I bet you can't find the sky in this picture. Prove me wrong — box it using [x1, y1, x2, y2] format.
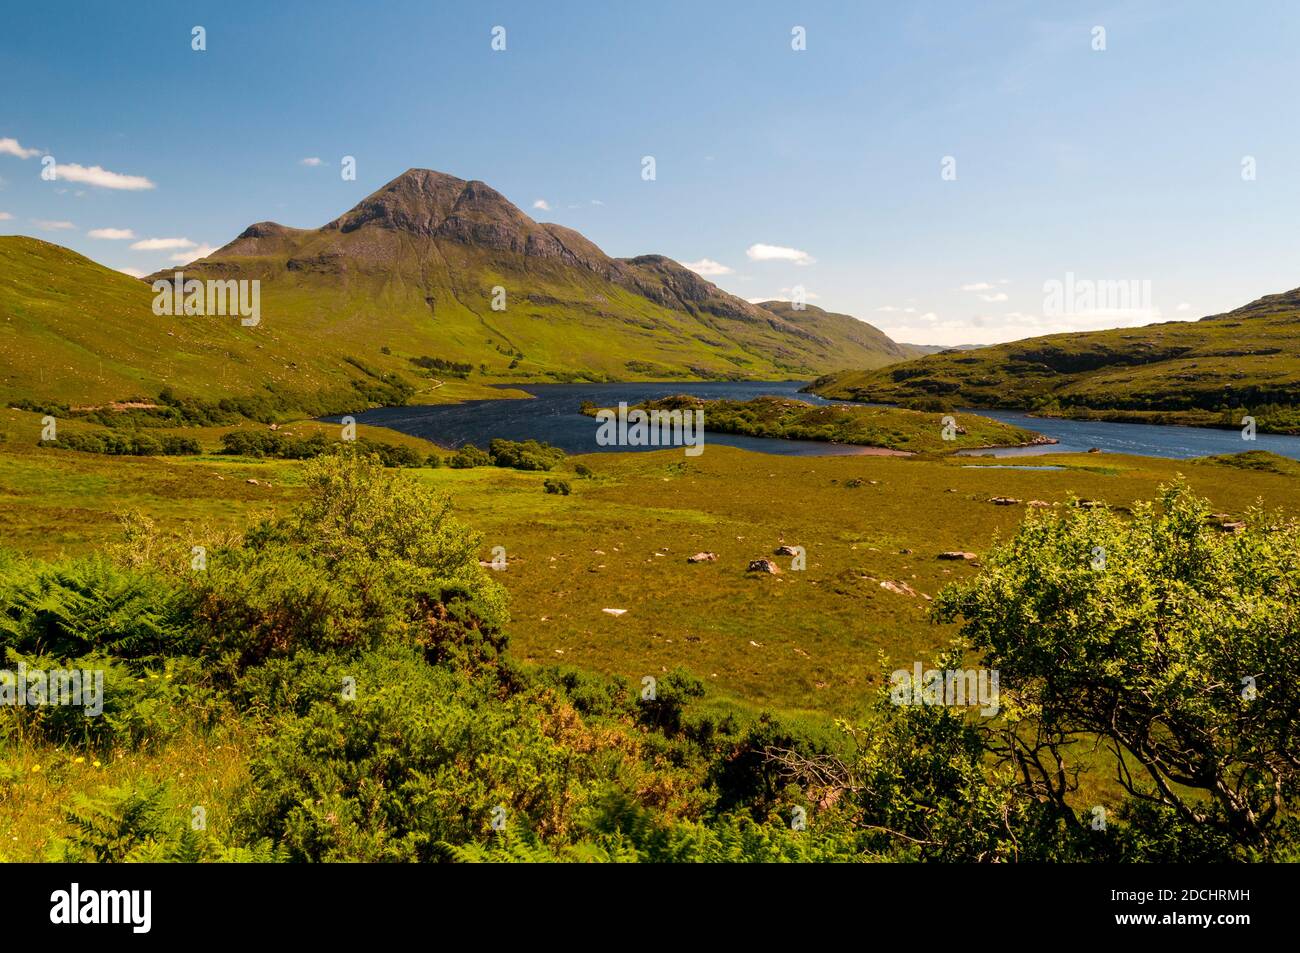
[2, 0, 1299, 346]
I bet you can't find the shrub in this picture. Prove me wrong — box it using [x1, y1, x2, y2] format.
[237, 649, 608, 861]
[448, 444, 492, 469]
[543, 479, 571, 496]
[191, 452, 506, 671]
[38, 431, 198, 456]
[488, 439, 565, 472]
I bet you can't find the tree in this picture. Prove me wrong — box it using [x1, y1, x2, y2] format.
[935, 480, 1300, 854]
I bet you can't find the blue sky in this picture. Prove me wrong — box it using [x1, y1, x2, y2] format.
[2, 0, 1298, 345]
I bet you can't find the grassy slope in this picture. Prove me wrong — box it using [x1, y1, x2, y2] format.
[630, 395, 1046, 452]
[812, 289, 1300, 422]
[3, 425, 1296, 856]
[755, 301, 928, 368]
[1, 414, 1293, 716]
[0, 233, 915, 413]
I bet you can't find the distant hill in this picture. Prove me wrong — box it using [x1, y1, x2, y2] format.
[899, 343, 984, 355]
[1, 168, 922, 410]
[811, 293, 1300, 419]
[752, 301, 929, 367]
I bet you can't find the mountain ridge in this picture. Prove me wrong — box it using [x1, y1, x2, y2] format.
[1, 168, 920, 409]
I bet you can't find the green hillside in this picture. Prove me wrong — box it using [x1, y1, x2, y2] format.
[0, 169, 917, 413]
[811, 290, 1300, 430]
[754, 300, 928, 367]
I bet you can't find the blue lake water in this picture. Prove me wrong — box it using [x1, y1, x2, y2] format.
[337, 380, 1300, 461]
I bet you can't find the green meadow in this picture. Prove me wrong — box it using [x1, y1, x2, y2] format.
[4, 407, 1295, 718]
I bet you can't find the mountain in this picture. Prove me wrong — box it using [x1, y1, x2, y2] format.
[753, 301, 929, 367]
[1, 168, 921, 410]
[179, 170, 911, 379]
[810, 292, 1300, 417]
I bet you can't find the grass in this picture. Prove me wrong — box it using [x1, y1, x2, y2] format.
[0, 230, 909, 415]
[620, 394, 1047, 453]
[2, 417, 1296, 716]
[3, 428, 1297, 855]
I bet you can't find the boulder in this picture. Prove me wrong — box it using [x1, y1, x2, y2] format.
[774, 545, 800, 557]
[747, 558, 781, 574]
[879, 579, 918, 597]
[937, 551, 978, 561]
[687, 552, 718, 563]
[988, 496, 1021, 505]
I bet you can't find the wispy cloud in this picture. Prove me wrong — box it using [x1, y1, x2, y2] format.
[681, 258, 732, 277]
[746, 243, 814, 266]
[0, 137, 41, 159]
[0, 211, 12, 221]
[117, 267, 146, 278]
[87, 227, 135, 240]
[299, 157, 323, 167]
[32, 219, 76, 231]
[53, 163, 155, 191]
[978, 292, 1009, 302]
[131, 237, 195, 251]
[169, 243, 218, 262]
[532, 199, 551, 211]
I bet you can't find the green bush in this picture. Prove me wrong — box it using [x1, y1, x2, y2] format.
[219, 430, 422, 467]
[38, 431, 199, 456]
[488, 439, 565, 471]
[448, 444, 492, 468]
[191, 452, 506, 671]
[238, 649, 606, 861]
[543, 479, 571, 496]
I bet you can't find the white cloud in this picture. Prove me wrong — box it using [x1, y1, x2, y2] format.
[590, 199, 605, 206]
[0, 211, 12, 221]
[32, 219, 75, 231]
[117, 267, 146, 278]
[746, 243, 814, 266]
[532, 199, 551, 211]
[48, 163, 149, 190]
[1176, 302, 1191, 312]
[169, 244, 219, 262]
[131, 237, 195, 251]
[299, 157, 323, 167]
[87, 227, 135, 240]
[960, 282, 995, 292]
[0, 137, 41, 159]
[978, 292, 1009, 302]
[51, 163, 155, 191]
[681, 258, 733, 277]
